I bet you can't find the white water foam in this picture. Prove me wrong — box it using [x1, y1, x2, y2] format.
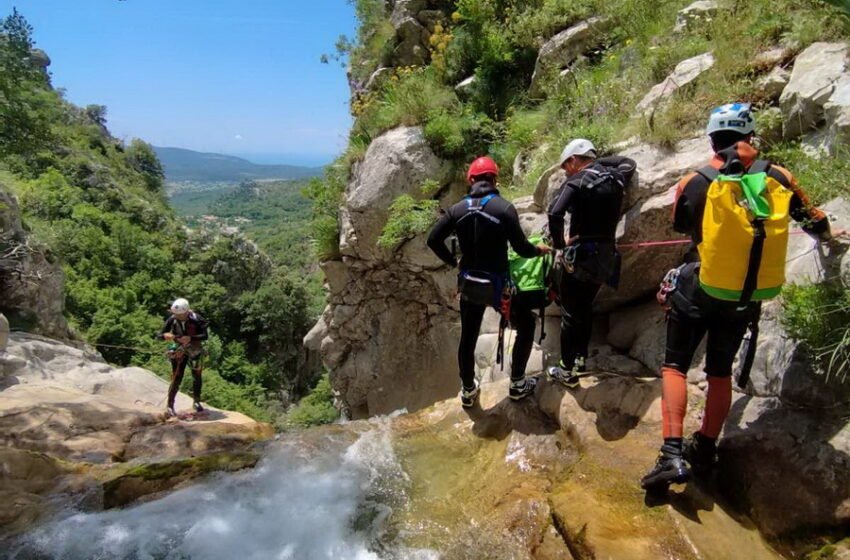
[8, 421, 435, 560]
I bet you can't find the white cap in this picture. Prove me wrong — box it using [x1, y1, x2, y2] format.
[559, 139, 597, 166]
[170, 298, 190, 314]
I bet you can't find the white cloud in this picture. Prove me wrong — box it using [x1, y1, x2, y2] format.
[234, 134, 244, 141]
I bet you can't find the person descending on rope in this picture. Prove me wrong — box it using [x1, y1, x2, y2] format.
[428, 157, 552, 408]
[547, 139, 636, 387]
[157, 298, 209, 417]
[640, 103, 833, 491]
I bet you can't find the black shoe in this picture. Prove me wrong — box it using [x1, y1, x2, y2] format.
[573, 356, 587, 374]
[509, 377, 538, 401]
[683, 432, 717, 476]
[460, 380, 480, 408]
[641, 443, 690, 490]
[193, 401, 204, 413]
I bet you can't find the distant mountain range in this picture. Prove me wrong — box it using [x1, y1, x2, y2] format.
[153, 146, 323, 183]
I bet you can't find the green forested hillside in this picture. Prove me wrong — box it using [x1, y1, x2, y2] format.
[0, 10, 322, 423]
[171, 179, 326, 315]
[153, 146, 321, 183]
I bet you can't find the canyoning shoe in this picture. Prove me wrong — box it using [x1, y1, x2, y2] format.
[572, 356, 587, 374]
[166, 406, 177, 418]
[547, 363, 580, 388]
[641, 444, 690, 490]
[193, 401, 205, 413]
[683, 432, 718, 477]
[460, 381, 480, 408]
[509, 377, 538, 401]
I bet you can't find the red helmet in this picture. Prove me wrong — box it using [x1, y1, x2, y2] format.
[466, 156, 499, 184]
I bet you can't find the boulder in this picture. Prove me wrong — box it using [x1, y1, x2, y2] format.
[607, 301, 663, 352]
[533, 164, 565, 211]
[673, 1, 718, 33]
[529, 17, 609, 97]
[743, 198, 850, 407]
[780, 42, 850, 139]
[0, 333, 271, 464]
[390, 0, 431, 67]
[719, 395, 850, 537]
[341, 127, 453, 261]
[635, 52, 715, 115]
[519, 212, 548, 237]
[616, 136, 710, 209]
[303, 313, 328, 352]
[392, 16, 430, 66]
[755, 66, 790, 102]
[597, 186, 690, 310]
[513, 195, 540, 214]
[824, 74, 850, 154]
[752, 47, 791, 71]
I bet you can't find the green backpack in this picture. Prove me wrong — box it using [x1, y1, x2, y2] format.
[508, 234, 555, 342]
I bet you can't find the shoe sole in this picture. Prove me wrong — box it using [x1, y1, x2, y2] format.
[546, 371, 580, 388]
[640, 469, 690, 491]
[509, 391, 533, 401]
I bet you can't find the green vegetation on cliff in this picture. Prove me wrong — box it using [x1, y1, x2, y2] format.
[0, 10, 320, 422]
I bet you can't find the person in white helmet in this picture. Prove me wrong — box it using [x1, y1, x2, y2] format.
[546, 139, 636, 388]
[157, 298, 209, 416]
[641, 103, 832, 491]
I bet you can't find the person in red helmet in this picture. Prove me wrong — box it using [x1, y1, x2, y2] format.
[428, 156, 551, 408]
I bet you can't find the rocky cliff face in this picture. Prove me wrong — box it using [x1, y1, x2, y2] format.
[0, 186, 67, 338]
[307, 127, 466, 418]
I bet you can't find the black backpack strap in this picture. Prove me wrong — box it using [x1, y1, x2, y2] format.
[748, 159, 770, 174]
[695, 165, 720, 183]
[740, 219, 766, 304]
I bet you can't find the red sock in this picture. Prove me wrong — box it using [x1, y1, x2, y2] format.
[700, 375, 732, 439]
[661, 367, 688, 438]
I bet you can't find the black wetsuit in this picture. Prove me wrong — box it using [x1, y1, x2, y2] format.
[547, 157, 636, 368]
[428, 181, 541, 388]
[157, 312, 209, 408]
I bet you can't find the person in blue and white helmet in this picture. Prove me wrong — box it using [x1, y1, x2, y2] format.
[640, 103, 833, 492]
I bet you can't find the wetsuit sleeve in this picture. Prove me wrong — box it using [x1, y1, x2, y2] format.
[769, 166, 832, 239]
[505, 203, 540, 258]
[191, 313, 209, 341]
[673, 172, 708, 237]
[427, 210, 458, 267]
[547, 178, 577, 250]
[156, 316, 175, 340]
[598, 156, 637, 186]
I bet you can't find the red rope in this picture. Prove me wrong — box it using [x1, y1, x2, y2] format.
[618, 229, 848, 250]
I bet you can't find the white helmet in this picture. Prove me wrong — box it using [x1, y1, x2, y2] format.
[170, 298, 190, 315]
[559, 139, 597, 166]
[706, 103, 755, 136]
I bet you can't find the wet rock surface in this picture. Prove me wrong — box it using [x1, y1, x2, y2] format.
[0, 332, 272, 536]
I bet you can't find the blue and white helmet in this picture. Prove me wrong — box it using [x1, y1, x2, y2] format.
[706, 103, 755, 136]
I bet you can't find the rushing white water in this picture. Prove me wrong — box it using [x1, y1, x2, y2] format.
[8, 422, 436, 560]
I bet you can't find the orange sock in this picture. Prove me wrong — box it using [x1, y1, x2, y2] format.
[700, 375, 732, 439]
[661, 367, 688, 438]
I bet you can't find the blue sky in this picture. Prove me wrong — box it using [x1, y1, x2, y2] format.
[2, 0, 356, 166]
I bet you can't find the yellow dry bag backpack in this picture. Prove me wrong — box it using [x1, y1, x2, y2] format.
[696, 160, 794, 303]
